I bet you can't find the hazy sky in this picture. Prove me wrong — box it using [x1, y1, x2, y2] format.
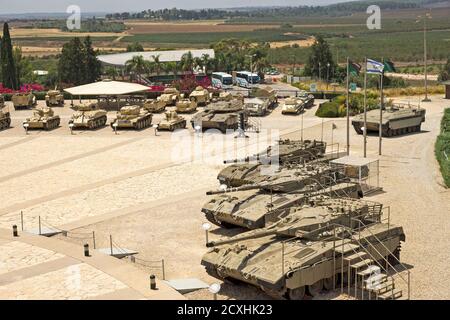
[0, 0, 352, 14]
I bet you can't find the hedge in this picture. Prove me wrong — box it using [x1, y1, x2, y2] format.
[435, 108, 450, 187]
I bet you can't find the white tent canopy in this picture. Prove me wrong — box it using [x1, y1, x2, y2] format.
[64, 79, 149, 96]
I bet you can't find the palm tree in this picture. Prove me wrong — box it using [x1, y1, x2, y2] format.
[164, 61, 179, 81]
[201, 54, 214, 74]
[125, 55, 147, 81]
[151, 54, 162, 76]
[105, 67, 118, 80]
[180, 51, 195, 74]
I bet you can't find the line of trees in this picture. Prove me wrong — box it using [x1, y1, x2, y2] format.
[58, 36, 102, 85]
[122, 39, 270, 81]
[105, 1, 437, 21]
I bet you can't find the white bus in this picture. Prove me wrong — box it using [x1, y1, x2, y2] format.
[211, 72, 233, 89]
[235, 71, 260, 88]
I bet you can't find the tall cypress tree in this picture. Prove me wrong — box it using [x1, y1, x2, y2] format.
[1, 23, 19, 90]
[83, 36, 101, 83]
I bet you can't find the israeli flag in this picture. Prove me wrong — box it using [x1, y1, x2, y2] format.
[367, 59, 385, 74]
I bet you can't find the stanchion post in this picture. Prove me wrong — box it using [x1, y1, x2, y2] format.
[38, 216, 42, 235]
[20, 211, 24, 231]
[13, 225, 18, 237]
[92, 231, 96, 249]
[162, 259, 166, 280]
[150, 275, 157, 290]
[84, 244, 90, 257]
[110, 235, 113, 256]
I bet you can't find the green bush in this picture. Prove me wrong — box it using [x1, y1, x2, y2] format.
[435, 108, 450, 187]
[315, 92, 383, 118]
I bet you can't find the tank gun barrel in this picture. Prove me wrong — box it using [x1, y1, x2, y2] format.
[206, 184, 261, 195]
[206, 229, 277, 247]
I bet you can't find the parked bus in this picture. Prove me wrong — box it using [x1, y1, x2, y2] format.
[211, 72, 233, 89]
[235, 71, 260, 88]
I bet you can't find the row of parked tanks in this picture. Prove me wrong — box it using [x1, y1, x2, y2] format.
[200, 139, 406, 300]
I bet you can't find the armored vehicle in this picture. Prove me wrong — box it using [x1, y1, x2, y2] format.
[110, 105, 152, 130]
[298, 91, 315, 109]
[224, 139, 327, 166]
[157, 110, 187, 131]
[12, 93, 36, 109]
[352, 104, 426, 137]
[203, 182, 363, 229]
[23, 106, 60, 130]
[281, 97, 304, 115]
[0, 99, 11, 131]
[250, 86, 278, 109]
[244, 97, 270, 116]
[158, 88, 181, 106]
[189, 86, 210, 105]
[202, 197, 405, 300]
[69, 103, 107, 130]
[143, 99, 166, 113]
[176, 99, 198, 113]
[191, 99, 245, 133]
[45, 90, 64, 107]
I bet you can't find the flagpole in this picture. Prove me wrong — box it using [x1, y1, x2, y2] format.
[346, 57, 350, 156]
[364, 57, 368, 158]
[379, 58, 384, 156]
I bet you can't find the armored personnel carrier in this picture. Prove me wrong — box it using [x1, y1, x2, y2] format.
[69, 103, 107, 130]
[12, 93, 36, 109]
[191, 99, 245, 133]
[250, 86, 278, 109]
[45, 90, 64, 107]
[352, 104, 426, 137]
[202, 197, 405, 300]
[110, 105, 152, 130]
[158, 88, 181, 106]
[203, 182, 363, 229]
[143, 99, 166, 113]
[176, 99, 198, 113]
[0, 97, 11, 131]
[281, 97, 304, 115]
[157, 110, 187, 131]
[244, 97, 269, 116]
[23, 106, 60, 130]
[189, 86, 210, 105]
[224, 139, 327, 166]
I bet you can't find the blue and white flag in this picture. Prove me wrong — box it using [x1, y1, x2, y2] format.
[366, 59, 384, 74]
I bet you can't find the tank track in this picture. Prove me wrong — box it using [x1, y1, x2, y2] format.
[0, 117, 11, 130]
[44, 118, 60, 130]
[354, 123, 421, 137]
[133, 115, 153, 130]
[169, 120, 186, 131]
[88, 116, 107, 129]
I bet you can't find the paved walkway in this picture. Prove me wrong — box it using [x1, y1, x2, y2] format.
[0, 228, 184, 300]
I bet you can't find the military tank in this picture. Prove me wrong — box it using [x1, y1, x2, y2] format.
[110, 105, 152, 130]
[69, 103, 107, 130]
[157, 110, 187, 131]
[12, 93, 36, 109]
[23, 106, 60, 130]
[281, 97, 304, 115]
[203, 182, 363, 229]
[45, 90, 64, 107]
[223, 139, 327, 166]
[158, 88, 181, 106]
[352, 104, 426, 137]
[143, 99, 166, 113]
[244, 97, 269, 116]
[191, 99, 245, 133]
[0, 98, 11, 131]
[189, 86, 210, 105]
[298, 91, 315, 109]
[176, 99, 198, 113]
[202, 197, 405, 300]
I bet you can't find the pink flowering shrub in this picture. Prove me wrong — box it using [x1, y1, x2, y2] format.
[0, 83, 45, 94]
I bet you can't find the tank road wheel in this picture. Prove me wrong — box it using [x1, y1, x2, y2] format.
[287, 287, 306, 300]
[308, 279, 324, 297]
[87, 121, 94, 129]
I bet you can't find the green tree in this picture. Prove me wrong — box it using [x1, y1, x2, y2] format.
[439, 57, 450, 82]
[304, 35, 336, 81]
[58, 37, 85, 85]
[83, 36, 102, 83]
[1, 23, 19, 89]
[126, 42, 144, 52]
[125, 55, 147, 80]
[180, 51, 195, 73]
[13, 47, 35, 84]
[164, 61, 179, 80]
